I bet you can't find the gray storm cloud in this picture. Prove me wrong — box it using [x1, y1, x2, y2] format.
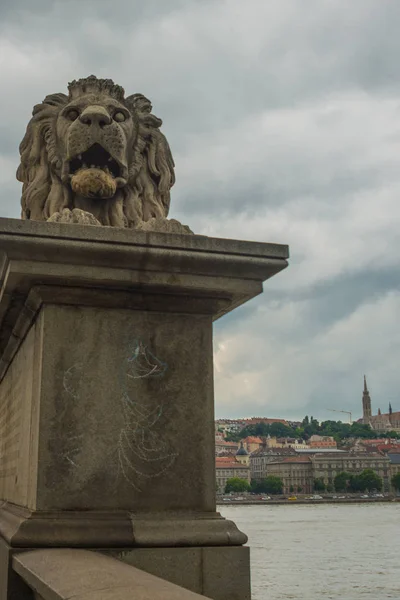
[1, 0, 399, 420]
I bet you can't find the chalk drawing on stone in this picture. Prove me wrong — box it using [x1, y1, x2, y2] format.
[117, 338, 178, 491]
[63, 363, 83, 399]
[60, 363, 84, 469]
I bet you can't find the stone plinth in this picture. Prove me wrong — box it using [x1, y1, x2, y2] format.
[0, 218, 288, 599]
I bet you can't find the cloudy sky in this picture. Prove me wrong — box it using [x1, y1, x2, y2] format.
[1, 0, 400, 421]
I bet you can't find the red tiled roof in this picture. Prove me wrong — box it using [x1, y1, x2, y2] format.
[361, 439, 391, 444]
[216, 440, 238, 446]
[376, 444, 400, 453]
[242, 436, 263, 444]
[215, 457, 246, 468]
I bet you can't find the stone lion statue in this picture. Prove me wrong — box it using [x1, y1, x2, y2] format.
[17, 75, 192, 233]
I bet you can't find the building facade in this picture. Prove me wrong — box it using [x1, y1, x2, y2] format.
[267, 457, 313, 494]
[215, 457, 251, 494]
[215, 419, 246, 434]
[240, 436, 263, 453]
[250, 447, 297, 480]
[308, 435, 337, 449]
[215, 439, 238, 456]
[311, 451, 391, 491]
[388, 452, 400, 488]
[254, 450, 391, 493]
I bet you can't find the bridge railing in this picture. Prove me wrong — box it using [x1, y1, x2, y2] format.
[13, 548, 211, 600]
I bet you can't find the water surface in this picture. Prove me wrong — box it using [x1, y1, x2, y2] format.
[221, 503, 400, 600]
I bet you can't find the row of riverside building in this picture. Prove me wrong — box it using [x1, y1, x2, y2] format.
[215, 378, 400, 494]
[215, 430, 400, 495]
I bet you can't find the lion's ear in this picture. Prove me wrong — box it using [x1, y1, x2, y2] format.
[43, 93, 69, 106]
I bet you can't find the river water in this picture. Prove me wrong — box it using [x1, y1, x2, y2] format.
[220, 504, 400, 600]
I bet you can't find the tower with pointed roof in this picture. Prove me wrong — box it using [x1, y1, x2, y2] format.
[235, 442, 249, 466]
[362, 375, 372, 423]
[356, 376, 400, 432]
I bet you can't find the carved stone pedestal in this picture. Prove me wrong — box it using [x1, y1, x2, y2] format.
[0, 219, 288, 600]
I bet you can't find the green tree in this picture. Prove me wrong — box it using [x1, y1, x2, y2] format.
[347, 469, 382, 493]
[250, 479, 270, 494]
[357, 469, 382, 492]
[314, 478, 325, 492]
[224, 478, 250, 494]
[386, 431, 400, 439]
[348, 474, 362, 493]
[391, 472, 400, 491]
[294, 427, 305, 438]
[264, 476, 283, 495]
[326, 483, 334, 492]
[302, 416, 320, 439]
[334, 471, 352, 492]
[289, 485, 294, 493]
[250, 479, 262, 493]
[250, 477, 283, 494]
[222, 413, 398, 447]
[319, 420, 352, 442]
[225, 430, 244, 442]
[297, 486, 303, 493]
[269, 422, 294, 438]
[349, 422, 375, 439]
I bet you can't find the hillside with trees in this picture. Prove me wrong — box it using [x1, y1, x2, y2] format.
[224, 416, 400, 444]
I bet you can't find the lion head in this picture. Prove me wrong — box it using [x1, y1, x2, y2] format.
[17, 75, 175, 228]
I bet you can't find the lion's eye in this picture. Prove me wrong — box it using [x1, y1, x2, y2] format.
[114, 111, 126, 123]
[66, 109, 79, 121]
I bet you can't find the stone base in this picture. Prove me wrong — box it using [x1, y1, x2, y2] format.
[0, 504, 246, 548]
[0, 537, 250, 600]
[104, 546, 251, 600]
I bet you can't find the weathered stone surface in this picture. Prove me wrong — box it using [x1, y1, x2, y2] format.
[136, 217, 193, 235]
[0, 538, 32, 600]
[0, 217, 289, 598]
[13, 549, 210, 600]
[47, 208, 101, 226]
[202, 546, 251, 600]
[107, 546, 251, 600]
[0, 218, 289, 548]
[0, 324, 38, 508]
[21, 303, 215, 513]
[0, 218, 289, 367]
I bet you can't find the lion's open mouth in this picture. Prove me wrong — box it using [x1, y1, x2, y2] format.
[67, 144, 128, 199]
[69, 144, 121, 178]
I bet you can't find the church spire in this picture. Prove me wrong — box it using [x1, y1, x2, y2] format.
[362, 375, 372, 422]
[389, 402, 393, 415]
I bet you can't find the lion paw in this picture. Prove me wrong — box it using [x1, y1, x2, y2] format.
[136, 218, 193, 235]
[47, 208, 101, 226]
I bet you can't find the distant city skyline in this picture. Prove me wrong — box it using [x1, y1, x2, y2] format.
[215, 375, 398, 422]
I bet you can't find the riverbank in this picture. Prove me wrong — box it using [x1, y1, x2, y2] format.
[217, 496, 400, 506]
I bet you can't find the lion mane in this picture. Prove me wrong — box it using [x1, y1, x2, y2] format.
[17, 76, 175, 228]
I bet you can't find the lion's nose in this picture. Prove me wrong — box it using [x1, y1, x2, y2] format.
[80, 105, 112, 128]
